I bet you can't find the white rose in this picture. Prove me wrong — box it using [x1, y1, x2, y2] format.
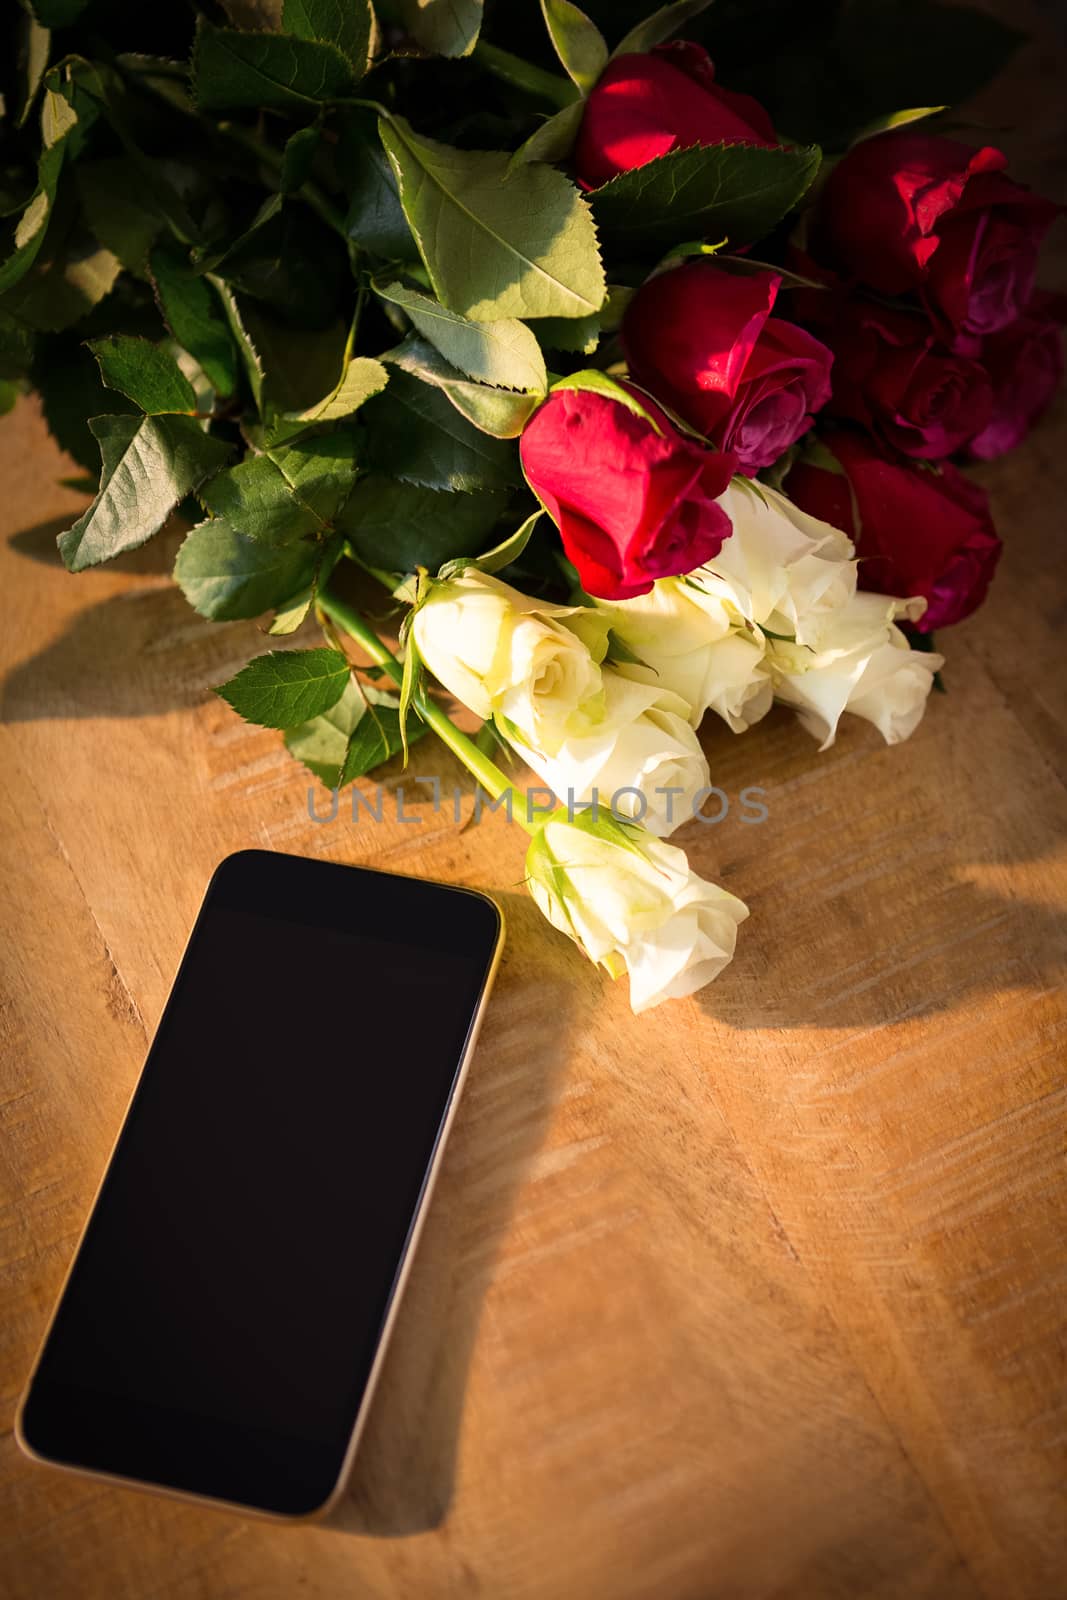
[526, 811, 749, 1014]
[412, 567, 609, 755]
[505, 669, 710, 837]
[769, 592, 943, 750]
[594, 576, 773, 732]
[688, 478, 857, 645]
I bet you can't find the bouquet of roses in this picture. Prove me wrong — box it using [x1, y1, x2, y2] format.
[1, 0, 1060, 1011]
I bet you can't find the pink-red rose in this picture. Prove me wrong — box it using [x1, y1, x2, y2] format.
[574, 41, 776, 190]
[965, 296, 1064, 460]
[786, 431, 1001, 631]
[795, 292, 992, 459]
[622, 262, 833, 473]
[519, 386, 736, 601]
[812, 131, 1058, 340]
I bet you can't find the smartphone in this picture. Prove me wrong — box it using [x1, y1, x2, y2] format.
[17, 849, 503, 1521]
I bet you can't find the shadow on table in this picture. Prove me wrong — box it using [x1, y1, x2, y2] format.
[2, 569, 274, 725]
[324, 900, 574, 1537]
[8, 515, 185, 576]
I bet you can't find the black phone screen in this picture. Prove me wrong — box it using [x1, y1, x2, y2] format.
[19, 850, 502, 1517]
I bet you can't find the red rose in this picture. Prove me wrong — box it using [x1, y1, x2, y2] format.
[795, 292, 992, 459]
[574, 41, 776, 190]
[622, 262, 833, 473]
[812, 131, 1058, 339]
[519, 385, 736, 600]
[786, 432, 1001, 631]
[966, 296, 1064, 460]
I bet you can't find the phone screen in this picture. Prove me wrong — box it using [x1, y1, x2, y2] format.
[19, 850, 502, 1518]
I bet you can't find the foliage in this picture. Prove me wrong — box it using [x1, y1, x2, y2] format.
[0, 0, 1019, 785]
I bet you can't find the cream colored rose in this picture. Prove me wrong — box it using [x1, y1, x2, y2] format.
[688, 478, 857, 644]
[412, 567, 609, 755]
[593, 575, 772, 732]
[769, 592, 943, 749]
[526, 811, 749, 1013]
[505, 669, 710, 837]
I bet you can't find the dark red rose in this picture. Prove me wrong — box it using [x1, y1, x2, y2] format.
[966, 296, 1064, 460]
[812, 131, 1058, 340]
[795, 292, 992, 459]
[786, 432, 1001, 630]
[519, 385, 736, 600]
[574, 41, 776, 190]
[622, 262, 833, 473]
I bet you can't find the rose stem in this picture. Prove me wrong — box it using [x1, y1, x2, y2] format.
[317, 589, 537, 831]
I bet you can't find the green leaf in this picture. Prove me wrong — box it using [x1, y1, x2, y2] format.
[151, 245, 239, 398]
[385, 336, 539, 439]
[75, 159, 161, 277]
[0, 315, 35, 381]
[612, 0, 713, 57]
[3, 232, 122, 334]
[280, 125, 320, 192]
[175, 517, 320, 619]
[238, 301, 350, 416]
[31, 334, 135, 471]
[339, 477, 506, 571]
[215, 647, 350, 728]
[27, 0, 88, 23]
[379, 115, 605, 322]
[192, 20, 354, 111]
[341, 112, 417, 258]
[193, 194, 284, 280]
[541, 0, 607, 93]
[14, 15, 50, 130]
[360, 368, 520, 491]
[210, 279, 265, 411]
[268, 587, 315, 635]
[88, 335, 199, 415]
[512, 100, 585, 167]
[591, 142, 821, 250]
[529, 311, 600, 354]
[470, 509, 542, 575]
[285, 679, 422, 787]
[0, 142, 67, 296]
[268, 430, 359, 519]
[390, 0, 483, 58]
[200, 455, 324, 545]
[267, 529, 342, 630]
[58, 415, 232, 572]
[296, 355, 389, 423]
[341, 694, 424, 783]
[375, 281, 547, 394]
[849, 105, 947, 147]
[281, 0, 372, 72]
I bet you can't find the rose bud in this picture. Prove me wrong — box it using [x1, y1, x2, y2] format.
[786, 431, 1001, 632]
[795, 292, 993, 459]
[526, 808, 749, 1014]
[768, 591, 942, 751]
[967, 296, 1064, 460]
[575, 40, 776, 190]
[812, 131, 1059, 340]
[520, 384, 736, 601]
[623, 262, 834, 473]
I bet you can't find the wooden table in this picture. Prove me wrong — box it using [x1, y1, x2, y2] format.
[3, 42, 1066, 1600]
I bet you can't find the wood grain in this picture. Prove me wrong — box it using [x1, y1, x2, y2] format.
[2, 30, 1065, 1600]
